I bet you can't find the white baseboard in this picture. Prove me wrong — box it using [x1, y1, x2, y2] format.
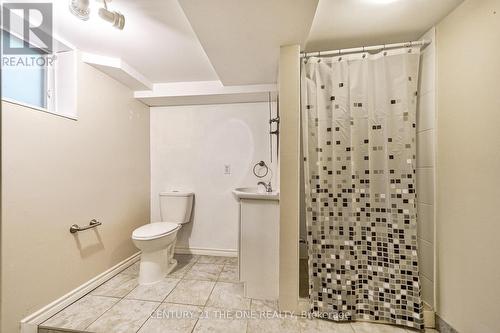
[175, 246, 237, 257]
[20, 252, 141, 333]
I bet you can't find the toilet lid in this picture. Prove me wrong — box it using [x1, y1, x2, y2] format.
[132, 222, 180, 240]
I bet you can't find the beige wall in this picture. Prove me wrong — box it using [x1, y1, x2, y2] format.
[1, 55, 150, 332]
[278, 44, 300, 311]
[436, 0, 500, 332]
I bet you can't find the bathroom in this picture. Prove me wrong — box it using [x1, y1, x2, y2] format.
[1, 0, 499, 333]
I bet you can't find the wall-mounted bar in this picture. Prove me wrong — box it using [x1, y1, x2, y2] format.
[69, 219, 102, 234]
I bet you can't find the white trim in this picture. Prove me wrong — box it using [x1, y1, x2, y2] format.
[2, 97, 48, 113]
[82, 52, 153, 90]
[1, 98, 78, 121]
[175, 246, 237, 257]
[134, 81, 277, 107]
[20, 252, 141, 333]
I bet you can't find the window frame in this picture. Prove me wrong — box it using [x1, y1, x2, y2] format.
[1, 28, 78, 121]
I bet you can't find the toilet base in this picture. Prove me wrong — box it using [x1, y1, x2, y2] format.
[138, 242, 177, 285]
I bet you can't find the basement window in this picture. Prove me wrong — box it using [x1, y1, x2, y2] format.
[1, 30, 77, 119]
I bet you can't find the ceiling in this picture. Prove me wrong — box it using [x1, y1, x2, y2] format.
[306, 0, 464, 52]
[49, 0, 464, 86]
[52, 0, 218, 83]
[178, 0, 319, 85]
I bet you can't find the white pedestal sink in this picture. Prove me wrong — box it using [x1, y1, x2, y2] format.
[233, 187, 279, 300]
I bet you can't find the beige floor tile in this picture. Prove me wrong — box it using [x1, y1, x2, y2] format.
[91, 273, 138, 298]
[247, 314, 300, 333]
[299, 317, 355, 333]
[165, 279, 216, 306]
[250, 299, 278, 313]
[351, 321, 408, 333]
[125, 278, 180, 302]
[218, 265, 239, 282]
[184, 263, 223, 281]
[224, 257, 239, 266]
[193, 307, 247, 333]
[138, 302, 202, 333]
[168, 261, 195, 279]
[206, 282, 251, 310]
[42, 295, 119, 331]
[87, 299, 160, 333]
[174, 254, 199, 264]
[197, 255, 230, 265]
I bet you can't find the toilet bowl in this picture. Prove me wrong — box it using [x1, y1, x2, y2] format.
[132, 191, 194, 285]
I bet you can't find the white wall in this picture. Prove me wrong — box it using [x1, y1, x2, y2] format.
[1, 54, 150, 333]
[416, 27, 437, 309]
[150, 102, 276, 253]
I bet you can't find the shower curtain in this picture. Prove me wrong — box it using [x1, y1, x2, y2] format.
[301, 47, 424, 330]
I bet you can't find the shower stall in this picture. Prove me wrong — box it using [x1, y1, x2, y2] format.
[298, 41, 428, 330]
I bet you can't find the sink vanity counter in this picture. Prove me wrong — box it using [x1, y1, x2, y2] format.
[232, 187, 279, 200]
[233, 187, 279, 300]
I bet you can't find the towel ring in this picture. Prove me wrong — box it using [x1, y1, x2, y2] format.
[253, 161, 269, 178]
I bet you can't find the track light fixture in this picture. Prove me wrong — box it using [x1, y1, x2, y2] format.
[69, 0, 125, 30]
[99, 0, 125, 30]
[69, 0, 90, 20]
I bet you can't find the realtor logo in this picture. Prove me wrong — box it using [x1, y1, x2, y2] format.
[2, 2, 53, 54]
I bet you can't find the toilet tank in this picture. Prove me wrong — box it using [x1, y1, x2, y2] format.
[159, 191, 194, 224]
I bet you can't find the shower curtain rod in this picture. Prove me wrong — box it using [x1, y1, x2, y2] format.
[300, 39, 430, 58]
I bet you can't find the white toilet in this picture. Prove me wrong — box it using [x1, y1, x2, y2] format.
[132, 191, 194, 285]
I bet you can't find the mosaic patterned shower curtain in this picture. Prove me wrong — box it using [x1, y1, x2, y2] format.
[301, 48, 424, 330]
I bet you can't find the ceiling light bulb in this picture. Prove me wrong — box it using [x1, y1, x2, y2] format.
[98, 7, 125, 29]
[69, 0, 90, 20]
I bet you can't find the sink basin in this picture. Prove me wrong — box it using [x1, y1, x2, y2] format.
[233, 187, 279, 201]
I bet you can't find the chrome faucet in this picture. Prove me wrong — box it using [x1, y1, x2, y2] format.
[257, 181, 273, 193]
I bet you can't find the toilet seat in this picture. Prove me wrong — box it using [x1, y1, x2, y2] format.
[132, 222, 180, 240]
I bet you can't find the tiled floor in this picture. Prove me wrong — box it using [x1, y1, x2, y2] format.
[39, 255, 438, 333]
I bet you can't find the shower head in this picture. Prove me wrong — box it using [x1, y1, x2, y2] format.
[69, 0, 90, 21]
[98, 4, 125, 29]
